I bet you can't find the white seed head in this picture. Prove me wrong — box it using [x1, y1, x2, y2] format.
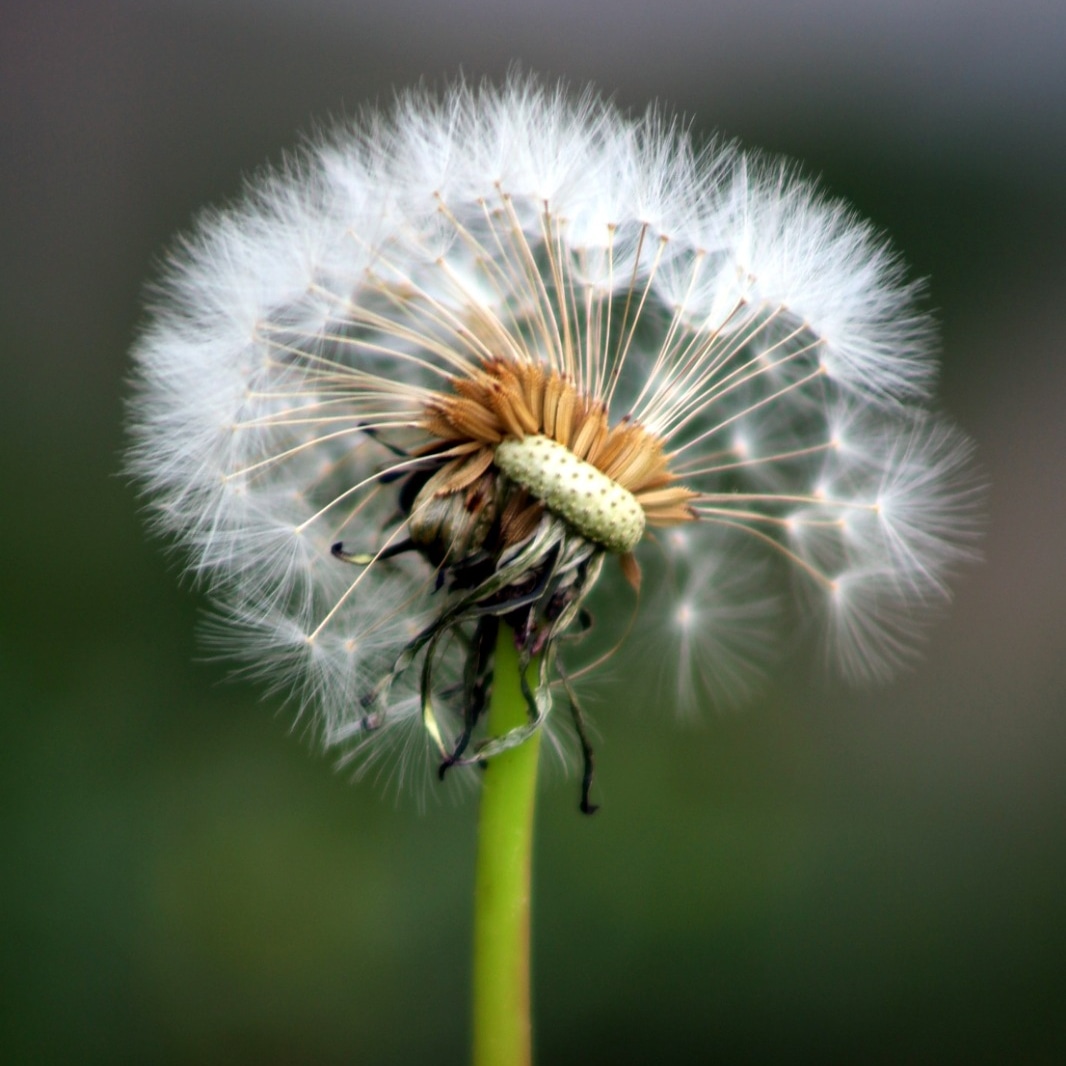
[495, 436, 645, 553]
[126, 74, 983, 794]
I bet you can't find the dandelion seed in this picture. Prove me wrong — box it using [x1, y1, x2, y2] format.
[127, 76, 981, 803]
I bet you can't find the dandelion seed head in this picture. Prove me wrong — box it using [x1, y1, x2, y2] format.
[127, 74, 981, 796]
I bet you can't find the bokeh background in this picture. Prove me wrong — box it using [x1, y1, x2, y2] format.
[3, 1, 1065, 1062]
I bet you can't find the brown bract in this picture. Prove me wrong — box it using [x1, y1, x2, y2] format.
[419, 356, 699, 535]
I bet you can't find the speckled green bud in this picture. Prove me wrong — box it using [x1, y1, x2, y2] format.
[495, 435, 645, 553]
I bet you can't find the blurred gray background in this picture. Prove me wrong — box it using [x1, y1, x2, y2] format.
[3, 1, 1065, 1062]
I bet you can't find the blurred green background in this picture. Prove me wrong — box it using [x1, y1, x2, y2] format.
[3, 1, 1065, 1062]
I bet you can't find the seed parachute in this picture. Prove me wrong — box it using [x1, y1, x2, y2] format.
[127, 76, 982, 804]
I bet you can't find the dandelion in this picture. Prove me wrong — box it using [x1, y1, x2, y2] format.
[127, 75, 980, 1065]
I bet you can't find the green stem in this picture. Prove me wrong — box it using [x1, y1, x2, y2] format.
[472, 627, 542, 1066]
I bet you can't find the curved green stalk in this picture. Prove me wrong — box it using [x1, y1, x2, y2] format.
[472, 628, 542, 1066]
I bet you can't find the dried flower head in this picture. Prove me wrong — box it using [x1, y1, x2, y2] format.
[127, 77, 980, 801]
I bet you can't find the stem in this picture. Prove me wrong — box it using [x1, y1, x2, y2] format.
[472, 627, 542, 1066]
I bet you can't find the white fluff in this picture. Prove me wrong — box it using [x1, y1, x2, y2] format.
[127, 75, 981, 783]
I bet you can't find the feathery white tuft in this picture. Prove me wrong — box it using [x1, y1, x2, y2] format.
[127, 75, 981, 787]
